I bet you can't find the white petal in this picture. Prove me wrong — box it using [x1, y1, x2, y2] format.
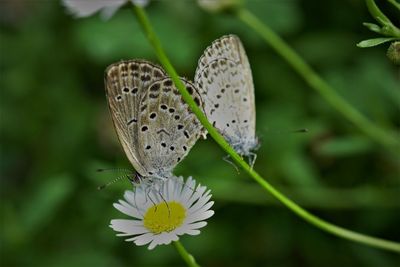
[165, 232, 179, 243]
[155, 232, 169, 244]
[193, 205, 215, 217]
[133, 232, 155, 245]
[130, 0, 150, 7]
[175, 224, 193, 235]
[100, 5, 121, 20]
[62, 0, 126, 18]
[155, 232, 175, 246]
[185, 229, 201, 236]
[186, 210, 214, 224]
[113, 202, 143, 219]
[125, 190, 145, 207]
[147, 232, 174, 250]
[167, 178, 177, 200]
[110, 219, 146, 235]
[180, 178, 196, 203]
[186, 221, 208, 230]
[187, 186, 207, 207]
[148, 240, 158, 250]
[188, 193, 212, 212]
[189, 201, 214, 217]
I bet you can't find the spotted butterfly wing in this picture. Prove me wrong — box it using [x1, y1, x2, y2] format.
[105, 60, 204, 179]
[136, 77, 205, 178]
[195, 35, 257, 157]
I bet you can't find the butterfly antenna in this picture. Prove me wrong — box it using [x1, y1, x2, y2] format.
[264, 128, 309, 134]
[96, 167, 132, 173]
[97, 174, 130, 190]
[291, 128, 309, 133]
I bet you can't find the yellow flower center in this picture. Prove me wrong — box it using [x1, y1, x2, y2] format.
[143, 201, 186, 234]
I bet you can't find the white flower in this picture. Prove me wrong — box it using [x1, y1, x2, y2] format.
[197, 0, 240, 13]
[110, 176, 215, 250]
[62, 0, 149, 19]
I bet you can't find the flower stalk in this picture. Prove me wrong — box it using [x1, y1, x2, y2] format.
[174, 241, 201, 267]
[132, 5, 400, 253]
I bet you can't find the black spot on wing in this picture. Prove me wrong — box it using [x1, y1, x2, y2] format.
[127, 118, 137, 125]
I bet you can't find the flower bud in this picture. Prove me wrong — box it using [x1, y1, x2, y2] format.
[387, 41, 400, 65]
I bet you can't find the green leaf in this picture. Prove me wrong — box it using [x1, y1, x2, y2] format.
[356, 37, 397, 48]
[362, 22, 382, 33]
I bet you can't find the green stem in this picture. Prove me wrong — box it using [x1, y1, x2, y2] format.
[236, 8, 400, 150]
[132, 5, 400, 253]
[366, 0, 393, 25]
[173, 241, 200, 267]
[387, 0, 400, 11]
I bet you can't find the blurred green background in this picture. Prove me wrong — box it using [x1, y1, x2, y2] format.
[1, 0, 399, 266]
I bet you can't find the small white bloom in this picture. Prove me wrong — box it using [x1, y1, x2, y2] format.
[110, 176, 215, 250]
[198, 0, 240, 13]
[62, 0, 149, 19]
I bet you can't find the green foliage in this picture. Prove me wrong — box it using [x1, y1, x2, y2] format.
[358, 0, 400, 49]
[357, 37, 398, 47]
[1, 0, 399, 266]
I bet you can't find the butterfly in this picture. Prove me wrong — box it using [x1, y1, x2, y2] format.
[104, 60, 206, 184]
[194, 35, 259, 166]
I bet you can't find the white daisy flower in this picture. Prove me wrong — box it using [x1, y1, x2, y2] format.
[62, 0, 150, 19]
[110, 176, 215, 250]
[197, 0, 240, 13]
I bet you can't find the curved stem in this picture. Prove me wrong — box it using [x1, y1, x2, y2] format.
[132, 5, 400, 253]
[366, 0, 392, 25]
[173, 241, 200, 267]
[387, 0, 400, 11]
[236, 8, 399, 150]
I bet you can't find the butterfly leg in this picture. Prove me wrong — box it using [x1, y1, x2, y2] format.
[247, 152, 257, 169]
[146, 187, 159, 212]
[223, 154, 240, 174]
[156, 186, 171, 217]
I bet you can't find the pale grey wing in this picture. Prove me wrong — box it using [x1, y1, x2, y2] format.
[195, 59, 256, 149]
[196, 34, 246, 72]
[104, 60, 166, 175]
[195, 35, 256, 153]
[137, 78, 205, 178]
